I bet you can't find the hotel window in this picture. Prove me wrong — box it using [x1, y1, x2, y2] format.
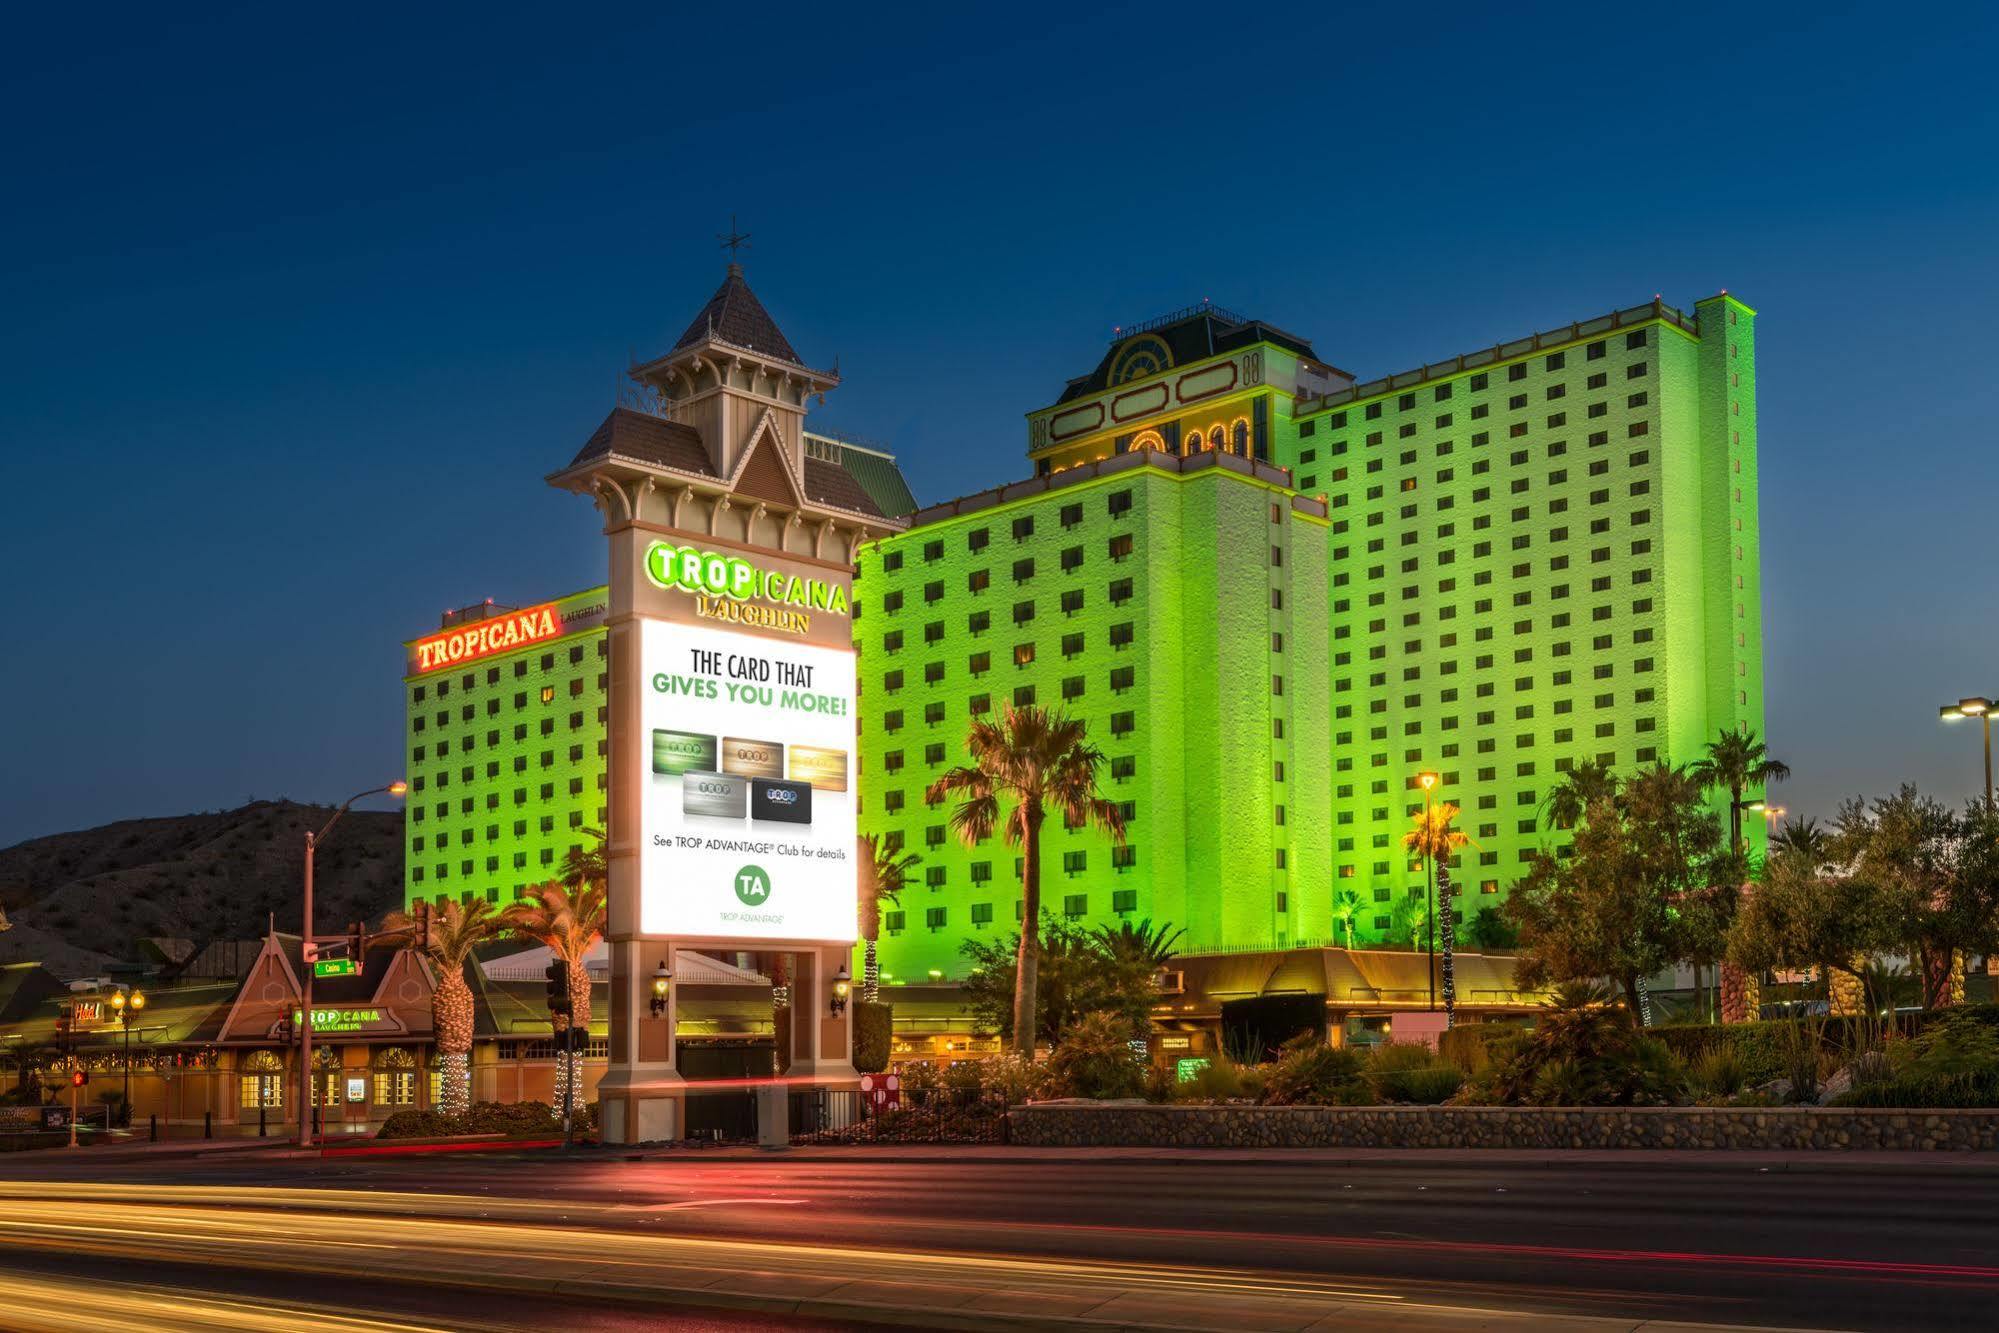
[1110, 711, 1136, 737]
[1108, 489, 1133, 517]
[1060, 589, 1084, 615]
[924, 580, 944, 603]
[884, 550, 904, 573]
[1012, 600, 1034, 625]
[969, 610, 990, 634]
[968, 527, 989, 551]
[1061, 545, 1083, 571]
[883, 911, 905, 935]
[1107, 534, 1134, 561]
[1013, 558, 1035, 583]
[1012, 516, 1035, 540]
[1062, 676, 1085, 700]
[1109, 578, 1134, 605]
[1062, 890, 1088, 914]
[1061, 503, 1083, 527]
[1013, 685, 1036, 707]
[971, 902, 994, 927]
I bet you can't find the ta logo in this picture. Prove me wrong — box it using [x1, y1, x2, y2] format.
[734, 864, 772, 906]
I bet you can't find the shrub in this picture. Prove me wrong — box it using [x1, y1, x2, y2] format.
[1492, 990, 1685, 1106]
[1260, 1037, 1372, 1106]
[1832, 1072, 1999, 1108]
[942, 1060, 985, 1094]
[1689, 1046, 1748, 1099]
[853, 1002, 893, 1074]
[1175, 1056, 1248, 1103]
[1365, 1042, 1464, 1103]
[378, 1100, 563, 1140]
[978, 1053, 1047, 1105]
[897, 1060, 942, 1094]
[1438, 1023, 1523, 1074]
[1044, 1012, 1145, 1100]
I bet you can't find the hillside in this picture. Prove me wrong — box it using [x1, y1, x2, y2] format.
[0, 801, 404, 979]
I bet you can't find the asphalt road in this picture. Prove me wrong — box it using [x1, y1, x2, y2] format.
[3, 1147, 1996, 1331]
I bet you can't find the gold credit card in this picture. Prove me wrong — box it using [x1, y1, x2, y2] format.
[720, 736, 784, 781]
[788, 745, 849, 792]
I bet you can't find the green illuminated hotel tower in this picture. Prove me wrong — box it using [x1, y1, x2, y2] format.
[856, 294, 1763, 983]
[405, 272, 1765, 1011]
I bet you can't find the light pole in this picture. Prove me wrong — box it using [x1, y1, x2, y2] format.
[107, 987, 145, 1121]
[299, 781, 406, 1148]
[1418, 772, 1438, 1011]
[1939, 697, 1995, 812]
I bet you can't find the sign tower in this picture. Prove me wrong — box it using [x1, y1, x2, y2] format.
[549, 256, 902, 1144]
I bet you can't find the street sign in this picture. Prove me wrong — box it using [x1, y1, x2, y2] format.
[312, 957, 359, 978]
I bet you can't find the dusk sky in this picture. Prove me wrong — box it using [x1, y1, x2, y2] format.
[3, 2, 1996, 847]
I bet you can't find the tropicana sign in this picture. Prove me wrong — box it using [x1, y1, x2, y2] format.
[644, 541, 849, 637]
[410, 604, 564, 673]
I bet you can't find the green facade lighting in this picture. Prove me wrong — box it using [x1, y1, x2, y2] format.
[406, 294, 1766, 1002]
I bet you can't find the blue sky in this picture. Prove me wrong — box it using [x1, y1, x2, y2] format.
[3, 2, 1996, 845]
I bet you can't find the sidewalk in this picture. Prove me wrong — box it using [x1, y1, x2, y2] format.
[605, 1142, 1999, 1175]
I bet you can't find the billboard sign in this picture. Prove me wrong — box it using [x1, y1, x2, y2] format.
[636, 540, 856, 943]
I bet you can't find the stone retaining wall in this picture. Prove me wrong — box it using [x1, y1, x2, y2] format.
[1007, 1103, 1999, 1151]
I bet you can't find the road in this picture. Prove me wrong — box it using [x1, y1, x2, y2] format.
[1, 1146, 1995, 1331]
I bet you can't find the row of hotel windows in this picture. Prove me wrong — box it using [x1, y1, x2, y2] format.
[875, 491, 1139, 574]
[412, 765, 602, 800]
[412, 806, 600, 852]
[870, 580, 1137, 648]
[867, 538, 1136, 617]
[411, 678, 605, 732]
[1296, 332, 1652, 438]
[881, 887, 1142, 935]
[409, 641, 606, 703]
[1302, 436, 1653, 496]
[411, 776, 604, 825]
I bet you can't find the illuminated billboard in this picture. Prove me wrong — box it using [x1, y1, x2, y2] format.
[636, 546, 857, 943]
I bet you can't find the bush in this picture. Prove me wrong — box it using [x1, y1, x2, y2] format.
[853, 1002, 893, 1074]
[1491, 989, 1685, 1106]
[942, 1060, 985, 1094]
[1689, 1046, 1749, 1099]
[1259, 1037, 1373, 1106]
[977, 1053, 1047, 1105]
[377, 1100, 563, 1140]
[897, 1060, 942, 1094]
[1438, 1023, 1525, 1074]
[1044, 1012, 1145, 1100]
[1832, 1072, 1999, 1108]
[1174, 1056, 1249, 1103]
[1364, 1042, 1465, 1103]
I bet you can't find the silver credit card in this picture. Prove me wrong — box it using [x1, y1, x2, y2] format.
[680, 770, 747, 819]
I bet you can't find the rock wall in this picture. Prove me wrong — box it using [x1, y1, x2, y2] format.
[1008, 1104, 1999, 1151]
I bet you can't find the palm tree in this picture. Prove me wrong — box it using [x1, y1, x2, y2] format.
[1332, 888, 1362, 951]
[379, 898, 501, 1116]
[1692, 729, 1789, 1025]
[1768, 816, 1829, 868]
[925, 706, 1125, 1059]
[499, 881, 607, 1114]
[857, 834, 921, 1005]
[1690, 728, 1791, 854]
[1542, 758, 1619, 830]
[1403, 802, 1472, 1028]
[558, 827, 608, 894]
[1090, 918, 1185, 969]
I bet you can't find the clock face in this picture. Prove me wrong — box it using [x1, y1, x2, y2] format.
[1110, 335, 1172, 385]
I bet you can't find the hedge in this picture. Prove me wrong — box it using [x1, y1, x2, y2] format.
[854, 1001, 893, 1074]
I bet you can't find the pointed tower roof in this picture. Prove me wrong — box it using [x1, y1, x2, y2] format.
[671, 263, 802, 365]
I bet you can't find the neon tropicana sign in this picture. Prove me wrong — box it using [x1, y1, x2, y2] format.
[410, 603, 563, 673]
[644, 541, 849, 636]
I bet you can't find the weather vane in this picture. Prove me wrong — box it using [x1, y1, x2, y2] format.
[718, 214, 751, 261]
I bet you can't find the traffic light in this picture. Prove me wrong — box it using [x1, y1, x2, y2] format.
[70, 1069, 86, 1088]
[545, 959, 572, 1015]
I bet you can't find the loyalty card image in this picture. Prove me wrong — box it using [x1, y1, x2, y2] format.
[787, 744, 849, 792]
[652, 729, 717, 776]
[720, 736, 784, 781]
[680, 770, 748, 820]
[750, 778, 813, 825]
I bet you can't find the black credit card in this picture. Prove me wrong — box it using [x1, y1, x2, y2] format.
[749, 778, 813, 825]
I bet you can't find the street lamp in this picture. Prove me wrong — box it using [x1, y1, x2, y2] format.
[299, 781, 407, 1148]
[108, 987, 145, 1120]
[1939, 697, 1996, 812]
[1418, 772, 1439, 1012]
[649, 961, 673, 1018]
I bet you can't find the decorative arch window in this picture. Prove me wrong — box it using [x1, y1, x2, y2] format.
[1130, 429, 1165, 454]
[1232, 418, 1251, 455]
[240, 1049, 285, 1109]
[373, 1046, 418, 1106]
